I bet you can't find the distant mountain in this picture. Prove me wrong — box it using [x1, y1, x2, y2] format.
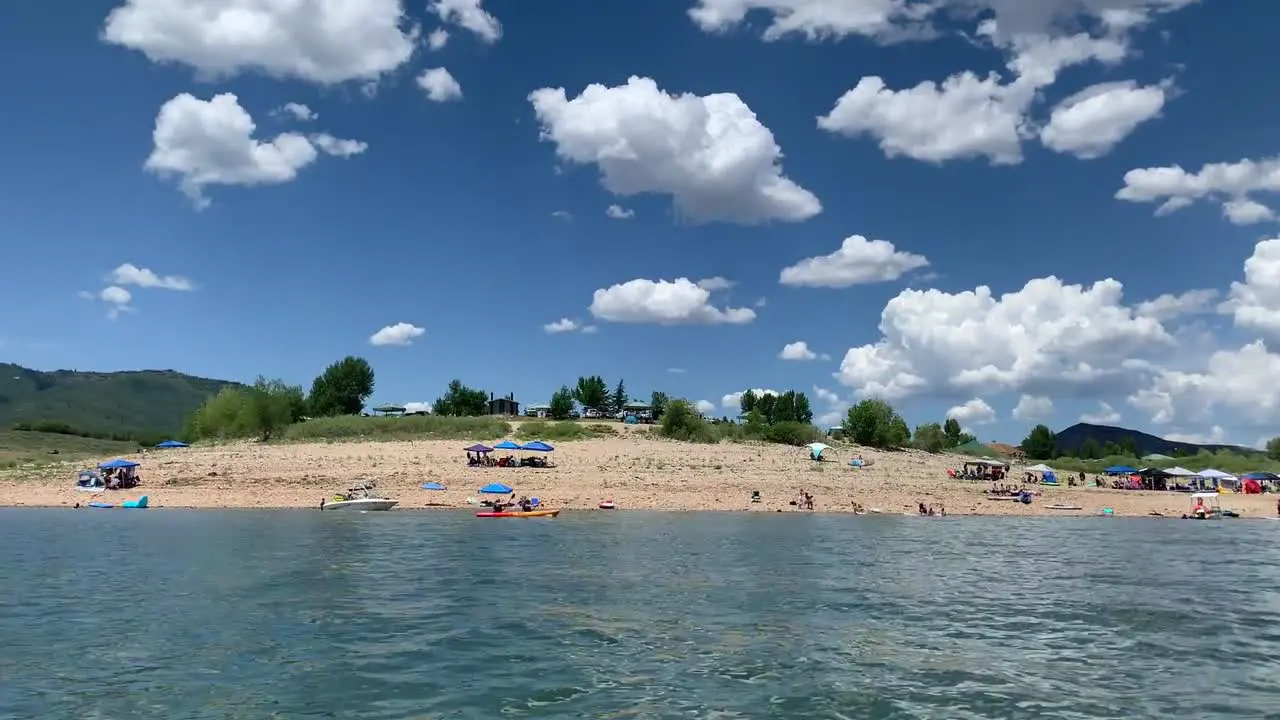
[0, 363, 239, 437]
[1053, 422, 1258, 457]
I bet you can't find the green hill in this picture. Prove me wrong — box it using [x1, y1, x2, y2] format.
[0, 363, 239, 438]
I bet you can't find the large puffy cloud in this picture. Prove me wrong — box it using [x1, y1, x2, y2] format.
[1039, 80, 1169, 159]
[417, 67, 462, 102]
[145, 93, 365, 208]
[101, 0, 418, 84]
[589, 278, 756, 325]
[1080, 401, 1122, 424]
[1116, 156, 1280, 225]
[802, 2, 1190, 164]
[1129, 341, 1280, 431]
[1223, 239, 1280, 336]
[946, 398, 996, 425]
[529, 76, 821, 225]
[369, 322, 424, 346]
[835, 276, 1171, 400]
[780, 235, 929, 287]
[1012, 394, 1054, 421]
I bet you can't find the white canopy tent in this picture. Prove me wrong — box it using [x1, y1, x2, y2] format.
[1164, 466, 1201, 477]
[1025, 463, 1055, 473]
[1198, 468, 1236, 479]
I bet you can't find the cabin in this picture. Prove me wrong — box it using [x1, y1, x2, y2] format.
[486, 392, 520, 417]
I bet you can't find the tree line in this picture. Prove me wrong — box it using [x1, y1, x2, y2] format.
[839, 399, 976, 452]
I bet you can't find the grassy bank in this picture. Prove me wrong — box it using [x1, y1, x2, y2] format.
[283, 414, 512, 442]
[0, 430, 141, 469]
[515, 421, 620, 441]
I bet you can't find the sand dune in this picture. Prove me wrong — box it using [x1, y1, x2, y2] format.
[2, 434, 1277, 518]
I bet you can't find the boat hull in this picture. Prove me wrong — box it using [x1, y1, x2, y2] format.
[324, 499, 398, 511]
[476, 509, 561, 518]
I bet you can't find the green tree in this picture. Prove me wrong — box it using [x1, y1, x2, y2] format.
[756, 393, 777, 424]
[244, 377, 298, 441]
[609, 379, 628, 415]
[739, 389, 758, 415]
[845, 399, 910, 449]
[1022, 424, 1057, 459]
[793, 392, 813, 424]
[189, 386, 251, 439]
[1118, 436, 1137, 457]
[1268, 437, 1280, 461]
[943, 418, 962, 447]
[573, 375, 609, 412]
[549, 385, 576, 420]
[1079, 437, 1102, 459]
[433, 379, 488, 417]
[773, 391, 798, 423]
[650, 391, 669, 420]
[913, 422, 948, 453]
[307, 356, 375, 417]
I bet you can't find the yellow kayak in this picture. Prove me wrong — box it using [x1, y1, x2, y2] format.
[475, 508, 561, 518]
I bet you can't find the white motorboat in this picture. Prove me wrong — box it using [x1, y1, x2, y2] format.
[322, 481, 398, 511]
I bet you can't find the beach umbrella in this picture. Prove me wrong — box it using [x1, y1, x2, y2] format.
[493, 440, 522, 451]
[520, 441, 554, 452]
[479, 482, 513, 494]
[422, 482, 446, 491]
[464, 444, 493, 453]
[98, 458, 140, 469]
[155, 440, 189, 449]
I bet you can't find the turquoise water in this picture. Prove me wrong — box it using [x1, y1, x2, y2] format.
[2, 510, 1278, 719]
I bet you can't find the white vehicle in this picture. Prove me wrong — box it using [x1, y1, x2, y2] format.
[321, 481, 398, 511]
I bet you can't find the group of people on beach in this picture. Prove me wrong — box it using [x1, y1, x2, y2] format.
[466, 453, 551, 468]
[918, 502, 946, 516]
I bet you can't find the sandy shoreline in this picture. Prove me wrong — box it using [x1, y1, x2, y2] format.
[2, 435, 1277, 519]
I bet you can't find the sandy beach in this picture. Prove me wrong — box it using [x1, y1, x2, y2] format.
[2, 432, 1277, 518]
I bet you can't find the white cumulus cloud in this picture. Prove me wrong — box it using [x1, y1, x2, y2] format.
[1039, 80, 1169, 159]
[695, 399, 717, 415]
[780, 235, 929, 287]
[529, 76, 821, 225]
[543, 318, 581, 334]
[108, 263, 193, 291]
[1012, 395, 1054, 421]
[427, 0, 501, 43]
[145, 93, 365, 209]
[426, 28, 449, 50]
[721, 388, 778, 411]
[946, 398, 997, 425]
[417, 67, 462, 102]
[101, 0, 419, 84]
[780, 341, 829, 361]
[279, 102, 316, 121]
[369, 322, 424, 347]
[1135, 288, 1218, 321]
[1223, 238, 1280, 337]
[834, 276, 1170, 400]
[1080, 401, 1122, 424]
[696, 277, 733, 291]
[1116, 155, 1280, 224]
[589, 278, 756, 325]
[606, 204, 634, 219]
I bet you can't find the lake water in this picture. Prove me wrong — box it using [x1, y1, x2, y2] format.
[2, 510, 1278, 719]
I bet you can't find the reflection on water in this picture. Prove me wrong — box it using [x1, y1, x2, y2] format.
[1, 510, 1278, 719]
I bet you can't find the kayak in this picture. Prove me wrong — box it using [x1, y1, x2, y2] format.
[475, 509, 561, 518]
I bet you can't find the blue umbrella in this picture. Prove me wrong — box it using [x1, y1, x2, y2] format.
[479, 482, 513, 494]
[422, 481, 446, 491]
[155, 440, 189, 449]
[521, 441, 555, 452]
[493, 440, 521, 451]
[99, 458, 140, 469]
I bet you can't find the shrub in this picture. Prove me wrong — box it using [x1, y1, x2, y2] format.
[659, 399, 720, 443]
[762, 421, 823, 446]
[514, 421, 615, 441]
[913, 422, 948, 453]
[845, 399, 910, 449]
[284, 414, 510, 441]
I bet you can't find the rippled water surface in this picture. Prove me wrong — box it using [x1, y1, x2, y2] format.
[2, 510, 1278, 719]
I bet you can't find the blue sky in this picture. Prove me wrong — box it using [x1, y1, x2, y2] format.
[3, 0, 1280, 446]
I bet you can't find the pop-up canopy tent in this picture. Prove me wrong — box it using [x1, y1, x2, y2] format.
[155, 440, 188, 449]
[520, 441, 555, 452]
[1164, 466, 1200, 477]
[1103, 465, 1137, 475]
[1025, 463, 1054, 473]
[493, 440, 522, 451]
[479, 482, 513, 494]
[99, 458, 140, 469]
[464, 444, 493, 454]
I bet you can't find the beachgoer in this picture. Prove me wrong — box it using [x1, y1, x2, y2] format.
[918, 502, 928, 516]
[939, 505, 946, 517]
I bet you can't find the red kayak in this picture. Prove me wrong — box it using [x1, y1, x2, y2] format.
[475, 508, 561, 518]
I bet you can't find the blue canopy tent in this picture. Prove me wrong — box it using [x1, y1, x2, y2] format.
[521, 441, 555, 452]
[1103, 465, 1137, 475]
[99, 458, 140, 469]
[479, 482, 513, 494]
[155, 440, 189, 449]
[493, 440, 522, 451]
[421, 481, 447, 490]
